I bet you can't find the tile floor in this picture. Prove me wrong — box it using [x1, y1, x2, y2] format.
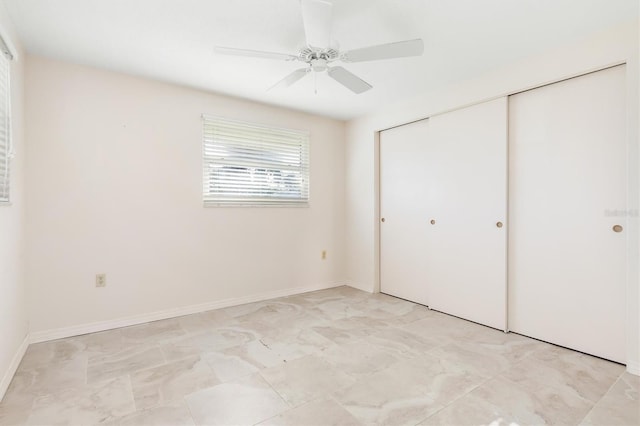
[0, 286, 637, 425]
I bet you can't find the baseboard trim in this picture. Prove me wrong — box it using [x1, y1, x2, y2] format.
[344, 280, 374, 293]
[627, 360, 640, 376]
[0, 334, 29, 402]
[29, 282, 345, 344]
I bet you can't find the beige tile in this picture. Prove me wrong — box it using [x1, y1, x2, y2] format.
[221, 301, 271, 318]
[15, 356, 87, 396]
[334, 354, 486, 426]
[0, 376, 36, 426]
[322, 286, 370, 299]
[0, 397, 33, 426]
[400, 312, 484, 344]
[18, 339, 85, 370]
[8, 344, 87, 422]
[0, 406, 30, 425]
[159, 336, 202, 363]
[229, 304, 287, 325]
[364, 327, 441, 358]
[202, 339, 286, 382]
[471, 376, 594, 425]
[105, 400, 195, 426]
[459, 327, 548, 364]
[72, 329, 126, 359]
[320, 340, 402, 378]
[581, 372, 639, 425]
[261, 327, 337, 361]
[26, 375, 136, 425]
[282, 293, 339, 310]
[285, 287, 368, 308]
[0, 373, 48, 425]
[87, 345, 165, 384]
[176, 309, 235, 334]
[349, 294, 423, 321]
[3, 287, 634, 426]
[121, 318, 187, 344]
[420, 393, 511, 426]
[312, 316, 391, 345]
[188, 325, 261, 352]
[514, 345, 626, 402]
[300, 289, 372, 321]
[427, 340, 516, 377]
[281, 288, 368, 317]
[130, 355, 219, 410]
[377, 304, 433, 326]
[263, 309, 329, 333]
[234, 301, 310, 326]
[201, 351, 260, 383]
[159, 320, 266, 361]
[222, 338, 287, 370]
[348, 295, 402, 314]
[185, 373, 289, 425]
[306, 300, 366, 321]
[158, 322, 267, 363]
[502, 351, 624, 404]
[260, 355, 356, 407]
[259, 398, 361, 426]
[366, 292, 409, 304]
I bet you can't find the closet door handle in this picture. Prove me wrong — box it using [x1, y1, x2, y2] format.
[496, 221, 503, 228]
[613, 224, 623, 233]
[381, 217, 386, 223]
[430, 219, 436, 225]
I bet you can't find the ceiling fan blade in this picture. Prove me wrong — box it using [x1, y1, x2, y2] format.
[269, 68, 310, 90]
[300, 0, 332, 48]
[215, 46, 298, 61]
[327, 66, 372, 94]
[342, 38, 424, 63]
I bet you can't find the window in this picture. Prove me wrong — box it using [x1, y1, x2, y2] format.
[202, 115, 310, 206]
[0, 35, 12, 203]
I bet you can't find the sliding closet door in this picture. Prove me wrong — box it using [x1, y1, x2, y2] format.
[380, 119, 430, 306]
[425, 98, 508, 330]
[509, 66, 626, 362]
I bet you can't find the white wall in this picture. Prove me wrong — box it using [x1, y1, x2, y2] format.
[345, 20, 640, 373]
[24, 56, 346, 336]
[0, 3, 27, 400]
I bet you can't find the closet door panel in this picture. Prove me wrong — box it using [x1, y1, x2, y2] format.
[508, 66, 626, 362]
[426, 98, 508, 330]
[379, 119, 430, 306]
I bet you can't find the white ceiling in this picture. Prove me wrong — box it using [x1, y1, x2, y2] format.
[3, 0, 637, 120]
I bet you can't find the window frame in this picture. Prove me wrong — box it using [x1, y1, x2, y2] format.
[0, 33, 13, 205]
[201, 115, 311, 207]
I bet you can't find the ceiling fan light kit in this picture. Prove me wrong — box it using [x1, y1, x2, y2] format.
[215, 0, 424, 94]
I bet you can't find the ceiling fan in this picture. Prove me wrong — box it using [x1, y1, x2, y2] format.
[215, 0, 424, 94]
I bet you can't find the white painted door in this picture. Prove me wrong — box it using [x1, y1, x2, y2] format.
[508, 66, 626, 363]
[380, 119, 430, 306]
[425, 98, 508, 330]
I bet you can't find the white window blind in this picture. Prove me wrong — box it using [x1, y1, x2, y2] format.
[202, 115, 310, 206]
[0, 43, 11, 203]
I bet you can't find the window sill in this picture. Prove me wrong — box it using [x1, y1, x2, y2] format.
[203, 201, 310, 208]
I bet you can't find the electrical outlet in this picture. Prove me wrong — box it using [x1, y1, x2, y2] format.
[96, 274, 106, 287]
[321, 250, 327, 260]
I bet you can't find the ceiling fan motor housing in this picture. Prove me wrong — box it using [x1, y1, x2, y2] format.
[300, 47, 339, 72]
